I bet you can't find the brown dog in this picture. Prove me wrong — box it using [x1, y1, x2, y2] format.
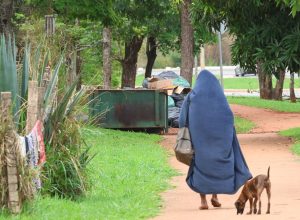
[235, 167, 271, 215]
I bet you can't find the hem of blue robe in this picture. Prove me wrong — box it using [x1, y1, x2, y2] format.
[185, 158, 252, 195]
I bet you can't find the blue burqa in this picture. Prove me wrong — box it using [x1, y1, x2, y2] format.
[179, 70, 252, 194]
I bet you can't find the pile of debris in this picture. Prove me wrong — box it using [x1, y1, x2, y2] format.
[142, 71, 191, 128]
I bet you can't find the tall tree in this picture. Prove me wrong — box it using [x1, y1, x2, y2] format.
[98, 0, 115, 89]
[49, 0, 174, 88]
[281, 23, 300, 102]
[192, 0, 300, 100]
[113, 0, 174, 88]
[102, 27, 112, 89]
[289, 72, 296, 102]
[54, 0, 117, 88]
[120, 36, 143, 88]
[0, 0, 14, 36]
[144, 4, 180, 78]
[145, 36, 157, 78]
[180, 0, 194, 85]
[277, 0, 300, 16]
[143, 1, 215, 79]
[27, 0, 118, 88]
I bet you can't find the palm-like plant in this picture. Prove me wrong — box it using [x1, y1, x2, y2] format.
[0, 35, 19, 120]
[1, 34, 93, 201]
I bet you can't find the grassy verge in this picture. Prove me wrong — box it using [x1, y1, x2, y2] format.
[221, 77, 299, 90]
[234, 116, 255, 133]
[227, 96, 300, 113]
[222, 78, 259, 90]
[0, 127, 176, 220]
[279, 128, 300, 155]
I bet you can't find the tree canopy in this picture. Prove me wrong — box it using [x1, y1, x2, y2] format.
[192, 0, 300, 74]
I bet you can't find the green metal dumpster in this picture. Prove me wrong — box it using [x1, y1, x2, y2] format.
[89, 89, 168, 131]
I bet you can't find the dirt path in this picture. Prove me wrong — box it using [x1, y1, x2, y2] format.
[153, 104, 300, 220]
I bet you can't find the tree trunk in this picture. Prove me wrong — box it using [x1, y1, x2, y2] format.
[257, 62, 273, 99]
[273, 70, 285, 100]
[0, 0, 14, 37]
[194, 55, 198, 76]
[145, 36, 157, 78]
[121, 36, 143, 88]
[75, 18, 82, 91]
[103, 26, 112, 89]
[66, 49, 77, 87]
[76, 50, 82, 91]
[180, 0, 194, 85]
[290, 72, 296, 103]
[66, 19, 82, 90]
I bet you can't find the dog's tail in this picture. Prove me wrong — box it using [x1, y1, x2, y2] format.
[266, 166, 270, 180]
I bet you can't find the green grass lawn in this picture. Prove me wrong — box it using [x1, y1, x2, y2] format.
[280, 128, 300, 155]
[234, 116, 255, 133]
[136, 74, 300, 90]
[0, 127, 176, 220]
[227, 96, 300, 113]
[222, 78, 259, 90]
[136, 75, 146, 87]
[221, 77, 299, 90]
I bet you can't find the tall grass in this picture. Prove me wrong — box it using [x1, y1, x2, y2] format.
[41, 79, 93, 199]
[41, 120, 93, 199]
[41, 75, 94, 199]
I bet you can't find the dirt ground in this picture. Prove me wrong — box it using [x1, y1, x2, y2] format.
[153, 104, 300, 220]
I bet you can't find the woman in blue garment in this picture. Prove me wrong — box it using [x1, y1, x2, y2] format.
[179, 70, 252, 209]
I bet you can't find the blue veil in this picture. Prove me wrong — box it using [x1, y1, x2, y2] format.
[179, 70, 252, 194]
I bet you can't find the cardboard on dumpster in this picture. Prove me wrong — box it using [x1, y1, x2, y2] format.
[166, 88, 175, 96]
[147, 77, 173, 89]
[174, 86, 191, 94]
